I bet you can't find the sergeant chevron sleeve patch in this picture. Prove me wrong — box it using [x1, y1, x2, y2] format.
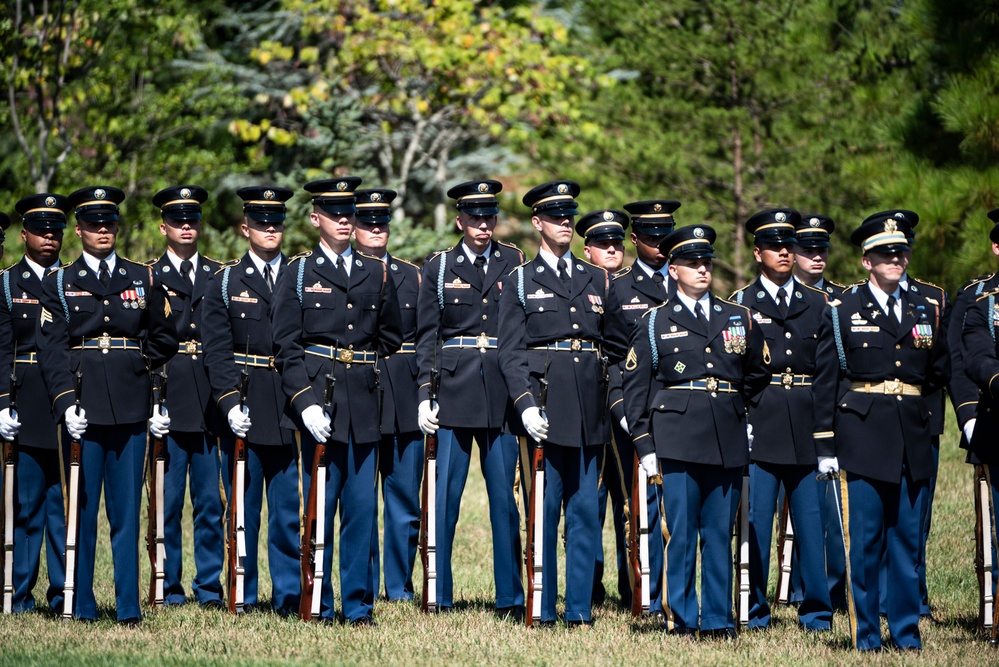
[625, 347, 638, 371]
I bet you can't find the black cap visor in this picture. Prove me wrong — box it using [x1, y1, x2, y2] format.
[457, 202, 499, 217]
[244, 205, 286, 224]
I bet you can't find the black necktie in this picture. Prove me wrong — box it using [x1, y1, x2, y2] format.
[777, 287, 788, 318]
[98, 260, 111, 287]
[180, 259, 194, 291]
[694, 301, 707, 322]
[336, 257, 348, 284]
[652, 272, 667, 299]
[557, 258, 570, 289]
[887, 295, 897, 322]
[263, 264, 274, 293]
[474, 255, 486, 284]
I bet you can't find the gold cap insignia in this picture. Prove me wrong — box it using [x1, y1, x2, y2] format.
[775, 212, 786, 223]
[653, 203, 662, 212]
[478, 183, 489, 193]
[693, 227, 704, 238]
[180, 188, 192, 199]
[336, 181, 347, 191]
[603, 211, 614, 221]
[264, 190, 275, 200]
[557, 184, 569, 195]
[45, 196, 56, 207]
[371, 192, 381, 202]
[809, 217, 820, 227]
[94, 188, 106, 200]
[884, 220, 897, 233]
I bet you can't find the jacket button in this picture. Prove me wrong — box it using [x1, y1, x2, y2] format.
[785, 332, 791, 339]
[895, 361, 901, 367]
[482, 314, 488, 321]
[104, 316, 110, 322]
[348, 324, 354, 330]
[347, 303, 353, 309]
[572, 323, 579, 330]
[570, 307, 576, 313]
[705, 347, 711, 353]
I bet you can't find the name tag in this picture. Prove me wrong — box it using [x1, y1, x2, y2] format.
[231, 296, 258, 304]
[12, 298, 38, 304]
[851, 325, 879, 333]
[166, 290, 179, 297]
[65, 291, 92, 298]
[526, 291, 554, 300]
[661, 331, 689, 340]
[445, 279, 470, 290]
[304, 285, 332, 293]
[752, 313, 772, 324]
[622, 303, 649, 311]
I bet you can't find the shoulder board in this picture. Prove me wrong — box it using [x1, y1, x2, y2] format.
[290, 250, 312, 263]
[118, 255, 152, 268]
[514, 258, 531, 270]
[424, 247, 451, 266]
[845, 279, 864, 289]
[612, 266, 632, 280]
[576, 256, 606, 273]
[730, 282, 753, 299]
[46, 262, 71, 277]
[355, 250, 384, 263]
[975, 288, 999, 302]
[391, 257, 421, 271]
[641, 301, 669, 319]
[828, 298, 842, 307]
[147, 256, 162, 265]
[496, 240, 523, 253]
[799, 282, 827, 298]
[0, 266, 10, 276]
[826, 279, 847, 290]
[715, 295, 749, 312]
[201, 255, 225, 267]
[910, 276, 943, 291]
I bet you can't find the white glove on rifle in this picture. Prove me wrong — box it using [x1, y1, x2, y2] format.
[302, 404, 332, 444]
[963, 418, 976, 444]
[817, 456, 840, 476]
[746, 422, 754, 452]
[418, 400, 439, 436]
[227, 405, 251, 438]
[64, 406, 88, 440]
[148, 406, 171, 438]
[619, 416, 629, 435]
[0, 408, 20, 441]
[639, 452, 658, 479]
[522, 406, 549, 442]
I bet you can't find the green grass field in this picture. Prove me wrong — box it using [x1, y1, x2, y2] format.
[0, 419, 996, 665]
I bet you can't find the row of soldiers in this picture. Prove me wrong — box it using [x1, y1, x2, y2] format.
[0, 179, 995, 653]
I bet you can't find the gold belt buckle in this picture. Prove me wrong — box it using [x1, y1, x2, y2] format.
[338, 348, 354, 363]
[884, 380, 901, 396]
[98, 333, 111, 351]
[475, 333, 490, 351]
[705, 377, 719, 392]
[781, 372, 794, 389]
[185, 341, 198, 354]
[570, 338, 582, 352]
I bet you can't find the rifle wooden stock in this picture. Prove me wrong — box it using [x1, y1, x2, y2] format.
[146, 373, 167, 607]
[735, 467, 750, 629]
[775, 494, 794, 606]
[2, 439, 14, 614]
[524, 437, 544, 626]
[975, 465, 994, 634]
[299, 442, 327, 620]
[419, 430, 438, 613]
[226, 435, 247, 614]
[628, 454, 652, 617]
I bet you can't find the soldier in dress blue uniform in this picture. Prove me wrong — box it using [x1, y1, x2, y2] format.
[201, 185, 299, 614]
[272, 178, 402, 626]
[813, 213, 949, 651]
[36, 186, 178, 625]
[415, 179, 525, 616]
[609, 199, 678, 612]
[350, 188, 423, 603]
[148, 185, 225, 608]
[729, 209, 834, 631]
[579, 210, 629, 607]
[0, 196, 65, 614]
[959, 209, 999, 638]
[498, 180, 629, 626]
[622, 225, 769, 638]
[793, 214, 846, 296]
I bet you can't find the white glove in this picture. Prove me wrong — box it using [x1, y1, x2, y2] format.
[963, 418, 976, 443]
[302, 404, 332, 443]
[418, 400, 439, 436]
[619, 415, 629, 434]
[639, 452, 658, 479]
[148, 406, 171, 438]
[522, 406, 549, 442]
[746, 422, 754, 452]
[227, 404, 251, 438]
[817, 456, 840, 476]
[64, 406, 88, 440]
[0, 408, 20, 440]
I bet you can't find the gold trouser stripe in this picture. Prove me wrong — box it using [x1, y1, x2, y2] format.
[610, 439, 636, 595]
[840, 471, 859, 649]
[657, 473, 674, 631]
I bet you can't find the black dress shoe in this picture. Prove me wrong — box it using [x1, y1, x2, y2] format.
[667, 627, 697, 640]
[703, 628, 737, 641]
[349, 616, 377, 627]
[496, 606, 525, 622]
[119, 617, 142, 629]
[241, 603, 257, 614]
[200, 600, 225, 611]
[274, 606, 297, 618]
[533, 620, 557, 628]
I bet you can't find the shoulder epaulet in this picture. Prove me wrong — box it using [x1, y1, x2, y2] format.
[355, 250, 384, 263]
[975, 288, 999, 302]
[392, 257, 421, 271]
[845, 279, 864, 289]
[46, 262, 70, 277]
[826, 279, 847, 290]
[510, 258, 531, 274]
[496, 239, 523, 253]
[640, 301, 668, 319]
[147, 256, 162, 265]
[116, 255, 148, 267]
[215, 257, 239, 275]
[290, 250, 312, 263]
[728, 283, 752, 301]
[799, 282, 827, 298]
[715, 295, 745, 309]
[202, 255, 225, 267]
[612, 265, 632, 280]
[910, 276, 944, 293]
[576, 256, 606, 273]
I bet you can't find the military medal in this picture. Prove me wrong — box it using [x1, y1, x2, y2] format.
[911, 310, 933, 349]
[723, 315, 747, 354]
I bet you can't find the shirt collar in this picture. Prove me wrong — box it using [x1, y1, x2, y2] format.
[867, 279, 901, 311]
[633, 257, 668, 279]
[460, 241, 491, 265]
[166, 249, 200, 274]
[247, 249, 283, 277]
[758, 273, 795, 302]
[24, 255, 58, 281]
[82, 251, 116, 276]
[538, 247, 572, 276]
[675, 290, 711, 321]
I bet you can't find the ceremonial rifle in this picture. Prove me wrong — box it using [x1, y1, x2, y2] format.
[524, 356, 548, 627]
[419, 364, 440, 614]
[300, 365, 335, 621]
[628, 452, 657, 617]
[735, 464, 750, 629]
[146, 370, 168, 607]
[226, 350, 250, 614]
[2, 348, 17, 613]
[775, 492, 795, 606]
[975, 465, 995, 635]
[62, 369, 83, 620]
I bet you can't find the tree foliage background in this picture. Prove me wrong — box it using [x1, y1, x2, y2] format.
[2, 0, 998, 293]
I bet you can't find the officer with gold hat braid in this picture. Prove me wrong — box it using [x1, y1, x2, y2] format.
[36, 186, 178, 625]
[0, 195, 66, 613]
[415, 179, 525, 616]
[813, 212, 949, 651]
[148, 185, 226, 608]
[202, 185, 299, 614]
[730, 208, 835, 631]
[498, 180, 629, 626]
[623, 224, 769, 638]
[272, 177, 402, 625]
